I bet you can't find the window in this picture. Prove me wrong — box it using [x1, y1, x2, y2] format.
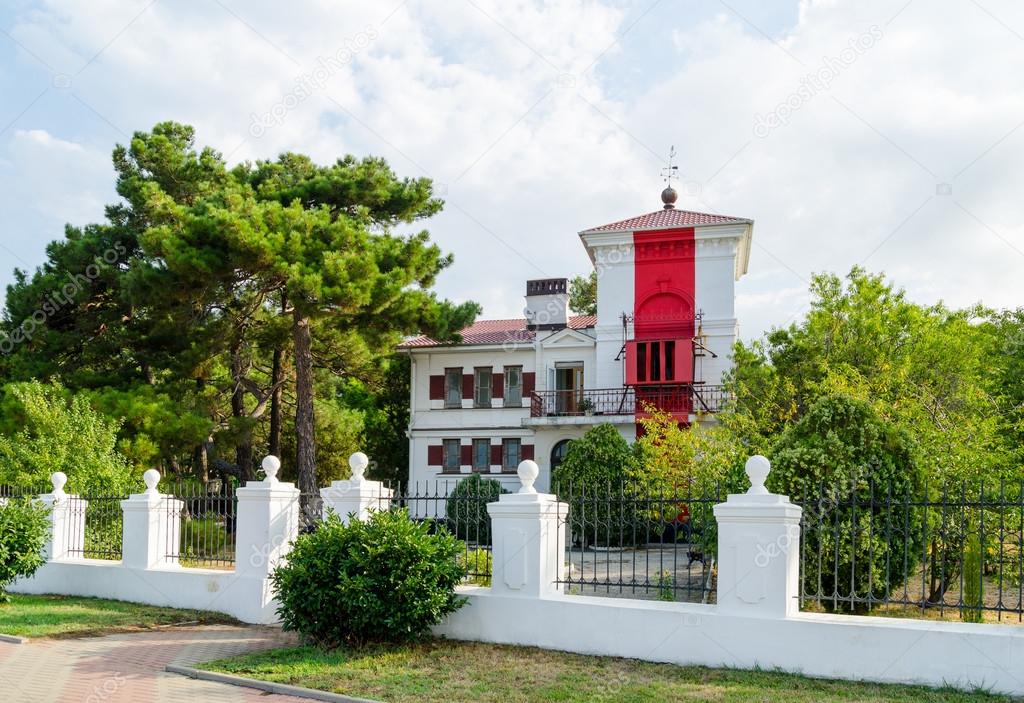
[504, 366, 523, 406]
[551, 440, 570, 472]
[442, 439, 461, 472]
[474, 367, 492, 408]
[502, 438, 521, 471]
[444, 368, 462, 408]
[472, 439, 490, 472]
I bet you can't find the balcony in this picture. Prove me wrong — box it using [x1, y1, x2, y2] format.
[527, 385, 730, 420]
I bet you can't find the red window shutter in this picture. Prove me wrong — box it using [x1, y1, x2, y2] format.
[522, 444, 534, 461]
[460, 444, 472, 466]
[522, 372, 536, 396]
[462, 374, 474, 400]
[490, 444, 501, 466]
[625, 341, 638, 385]
[491, 372, 504, 399]
[427, 445, 443, 466]
[677, 339, 693, 383]
[428, 375, 444, 400]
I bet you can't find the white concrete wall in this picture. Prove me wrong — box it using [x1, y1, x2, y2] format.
[437, 590, 1024, 696]
[12, 560, 277, 624]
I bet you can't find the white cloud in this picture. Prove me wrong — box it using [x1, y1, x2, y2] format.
[0, 0, 1021, 339]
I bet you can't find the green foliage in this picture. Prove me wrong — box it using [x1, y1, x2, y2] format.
[729, 267, 1012, 484]
[271, 510, 466, 648]
[962, 525, 984, 623]
[446, 474, 508, 546]
[553, 424, 645, 548]
[457, 548, 492, 587]
[1, 122, 478, 488]
[656, 570, 675, 602]
[769, 393, 925, 609]
[552, 424, 637, 489]
[0, 498, 50, 601]
[0, 382, 135, 495]
[568, 271, 597, 316]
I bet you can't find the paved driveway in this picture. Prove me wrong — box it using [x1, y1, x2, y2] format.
[0, 625, 307, 702]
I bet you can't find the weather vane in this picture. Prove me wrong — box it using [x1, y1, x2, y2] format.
[661, 145, 679, 187]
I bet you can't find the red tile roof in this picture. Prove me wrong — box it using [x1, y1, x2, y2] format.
[399, 315, 597, 349]
[580, 208, 750, 233]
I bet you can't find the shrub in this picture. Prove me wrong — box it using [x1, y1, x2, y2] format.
[768, 393, 925, 611]
[552, 424, 645, 547]
[962, 524, 984, 623]
[446, 474, 507, 546]
[271, 510, 466, 648]
[552, 423, 637, 489]
[0, 497, 51, 602]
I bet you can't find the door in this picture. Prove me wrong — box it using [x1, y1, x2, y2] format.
[554, 364, 584, 414]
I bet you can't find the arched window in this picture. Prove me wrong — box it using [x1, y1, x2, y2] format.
[550, 439, 571, 472]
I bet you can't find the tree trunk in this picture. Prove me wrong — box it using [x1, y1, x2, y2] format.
[230, 335, 255, 482]
[293, 309, 317, 518]
[269, 346, 285, 459]
[193, 442, 209, 483]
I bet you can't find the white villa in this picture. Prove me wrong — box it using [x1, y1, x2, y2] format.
[399, 186, 753, 492]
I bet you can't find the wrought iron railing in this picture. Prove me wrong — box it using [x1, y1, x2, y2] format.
[529, 385, 731, 417]
[552, 481, 722, 603]
[164, 482, 238, 569]
[795, 479, 1024, 622]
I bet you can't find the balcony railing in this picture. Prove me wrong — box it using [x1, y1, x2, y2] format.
[529, 385, 731, 418]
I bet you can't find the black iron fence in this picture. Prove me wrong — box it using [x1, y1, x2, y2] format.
[552, 481, 721, 603]
[67, 492, 127, 560]
[164, 482, 238, 569]
[795, 480, 1024, 622]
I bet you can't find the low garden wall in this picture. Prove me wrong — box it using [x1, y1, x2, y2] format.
[10, 453, 1024, 695]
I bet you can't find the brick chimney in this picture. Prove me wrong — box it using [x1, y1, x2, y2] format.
[524, 278, 568, 330]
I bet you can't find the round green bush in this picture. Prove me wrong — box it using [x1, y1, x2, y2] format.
[551, 424, 646, 547]
[271, 509, 466, 648]
[445, 474, 508, 546]
[768, 393, 925, 610]
[0, 497, 51, 602]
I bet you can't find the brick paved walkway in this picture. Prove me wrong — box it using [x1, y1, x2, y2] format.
[0, 625, 308, 702]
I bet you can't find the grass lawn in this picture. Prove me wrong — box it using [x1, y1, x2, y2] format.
[203, 638, 1010, 702]
[0, 594, 237, 639]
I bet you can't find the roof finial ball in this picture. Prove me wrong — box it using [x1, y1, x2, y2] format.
[661, 185, 678, 210]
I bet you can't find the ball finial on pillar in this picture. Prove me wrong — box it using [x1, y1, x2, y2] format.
[349, 452, 369, 482]
[745, 455, 771, 495]
[517, 460, 539, 494]
[51, 471, 67, 497]
[261, 455, 281, 483]
[143, 468, 161, 495]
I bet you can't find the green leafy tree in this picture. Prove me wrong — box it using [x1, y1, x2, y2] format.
[768, 393, 925, 610]
[552, 423, 637, 490]
[142, 144, 479, 503]
[568, 271, 597, 316]
[0, 382, 135, 495]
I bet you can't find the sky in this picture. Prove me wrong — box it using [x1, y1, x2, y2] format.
[0, 0, 1022, 341]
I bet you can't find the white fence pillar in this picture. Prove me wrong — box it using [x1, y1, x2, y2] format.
[320, 452, 393, 525]
[121, 469, 182, 569]
[713, 455, 803, 618]
[234, 456, 300, 582]
[38, 472, 86, 561]
[487, 460, 569, 598]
